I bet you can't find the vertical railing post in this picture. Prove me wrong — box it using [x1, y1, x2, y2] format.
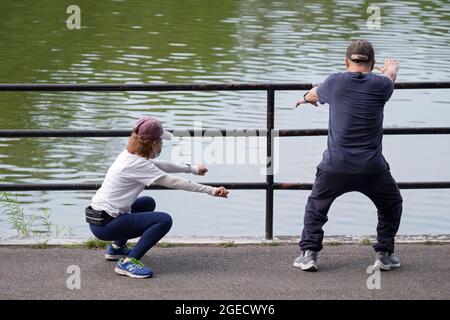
[265, 89, 275, 240]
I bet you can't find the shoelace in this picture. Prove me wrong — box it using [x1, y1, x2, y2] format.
[112, 244, 129, 252]
[304, 251, 314, 257]
[128, 258, 144, 269]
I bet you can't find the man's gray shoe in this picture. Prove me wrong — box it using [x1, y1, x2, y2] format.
[293, 250, 318, 271]
[374, 252, 401, 271]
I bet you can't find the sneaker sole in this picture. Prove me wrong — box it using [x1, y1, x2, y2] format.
[293, 261, 318, 272]
[374, 260, 400, 271]
[114, 267, 152, 279]
[105, 254, 127, 261]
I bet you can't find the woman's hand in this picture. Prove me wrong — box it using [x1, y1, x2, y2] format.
[214, 186, 229, 198]
[197, 163, 208, 176]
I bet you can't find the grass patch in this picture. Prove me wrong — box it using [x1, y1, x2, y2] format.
[423, 240, 444, 245]
[325, 241, 342, 246]
[157, 242, 178, 248]
[0, 191, 75, 239]
[220, 241, 237, 248]
[359, 238, 372, 245]
[61, 244, 85, 249]
[31, 240, 50, 249]
[263, 241, 280, 246]
[1, 192, 34, 237]
[84, 238, 110, 249]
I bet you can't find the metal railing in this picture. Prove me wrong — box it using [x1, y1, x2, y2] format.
[1, 82, 450, 239]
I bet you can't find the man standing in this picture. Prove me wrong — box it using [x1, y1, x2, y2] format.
[294, 40, 402, 272]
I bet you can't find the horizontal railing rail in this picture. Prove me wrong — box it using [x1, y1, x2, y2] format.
[1, 82, 450, 91]
[1, 182, 449, 192]
[0, 127, 450, 137]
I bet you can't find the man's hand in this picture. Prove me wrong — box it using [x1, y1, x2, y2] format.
[214, 186, 229, 198]
[295, 97, 318, 107]
[375, 59, 399, 82]
[197, 163, 208, 176]
[376, 58, 399, 73]
[295, 86, 318, 107]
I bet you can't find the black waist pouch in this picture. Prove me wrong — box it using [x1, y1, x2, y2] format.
[85, 206, 114, 226]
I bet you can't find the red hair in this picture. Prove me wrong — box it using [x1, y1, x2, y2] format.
[127, 133, 158, 159]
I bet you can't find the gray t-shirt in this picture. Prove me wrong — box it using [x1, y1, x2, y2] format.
[316, 72, 394, 174]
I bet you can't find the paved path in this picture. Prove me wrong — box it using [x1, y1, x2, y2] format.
[0, 244, 448, 299]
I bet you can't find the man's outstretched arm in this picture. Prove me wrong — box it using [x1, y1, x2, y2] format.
[295, 86, 319, 107]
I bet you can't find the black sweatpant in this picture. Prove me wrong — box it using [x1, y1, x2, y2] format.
[300, 168, 403, 253]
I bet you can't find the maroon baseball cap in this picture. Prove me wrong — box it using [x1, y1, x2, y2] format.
[132, 117, 173, 140]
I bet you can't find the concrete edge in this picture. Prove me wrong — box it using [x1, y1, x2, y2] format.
[0, 234, 449, 246]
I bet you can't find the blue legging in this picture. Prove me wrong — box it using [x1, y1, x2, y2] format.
[89, 196, 172, 260]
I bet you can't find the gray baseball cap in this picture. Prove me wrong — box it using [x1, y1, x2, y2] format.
[346, 39, 375, 63]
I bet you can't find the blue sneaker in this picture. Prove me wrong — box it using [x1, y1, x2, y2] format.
[114, 258, 153, 279]
[104, 244, 131, 261]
